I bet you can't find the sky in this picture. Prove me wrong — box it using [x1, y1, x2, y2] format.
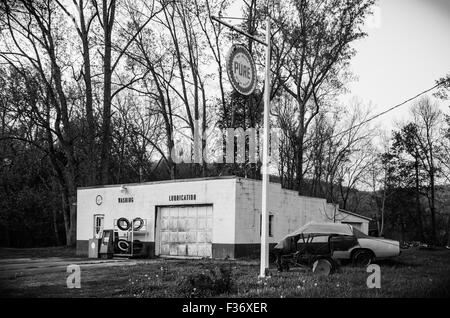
[343, 0, 450, 130]
[228, 0, 450, 131]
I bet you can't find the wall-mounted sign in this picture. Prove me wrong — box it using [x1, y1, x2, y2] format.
[226, 44, 257, 96]
[169, 194, 197, 202]
[96, 195, 103, 205]
[118, 197, 134, 203]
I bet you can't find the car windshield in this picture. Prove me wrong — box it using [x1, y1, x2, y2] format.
[352, 228, 370, 238]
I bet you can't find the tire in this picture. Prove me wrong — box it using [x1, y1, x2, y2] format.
[117, 217, 131, 231]
[132, 217, 144, 231]
[117, 239, 130, 252]
[352, 250, 373, 267]
[312, 258, 332, 276]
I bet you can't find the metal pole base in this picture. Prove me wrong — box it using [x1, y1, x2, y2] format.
[258, 268, 271, 278]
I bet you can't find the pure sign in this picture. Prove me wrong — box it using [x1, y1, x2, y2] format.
[226, 44, 257, 96]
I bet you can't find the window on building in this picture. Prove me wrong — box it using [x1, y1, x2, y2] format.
[260, 214, 274, 237]
[269, 215, 274, 237]
[93, 214, 104, 238]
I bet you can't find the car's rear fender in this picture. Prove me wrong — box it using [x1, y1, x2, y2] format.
[349, 247, 375, 260]
[357, 238, 400, 258]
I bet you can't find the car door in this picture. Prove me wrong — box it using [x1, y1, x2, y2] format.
[330, 235, 359, 259]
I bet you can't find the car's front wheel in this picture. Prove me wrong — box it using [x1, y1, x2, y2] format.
[352, 250, 373, 267]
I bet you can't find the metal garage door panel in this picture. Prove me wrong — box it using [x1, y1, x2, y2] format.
[161, 232, 170, 242]
[198, 231, 208, 243]
[178, 231, 187, 242]
[159, 205, 212, 258]
[198, 243, 211, 257]
[170, 208, 178, 217]
[186, 231, 197, 243]
[188, 208, 197, 217]
[177, 244, 187, 255]
[187, 243, 198, 255]
[187, 218, 196, 229]
[169, 244, 178, 255]
[169, 232, 177, 242]
[169, 218, 178, 231]
[179, 208, 187, 217]
[197, 217, 207, 229]
[161, 218, 170, 230]
[178, 218, 187, 231]
[161, 244, 170, 255]
[197, 208, 206, 217]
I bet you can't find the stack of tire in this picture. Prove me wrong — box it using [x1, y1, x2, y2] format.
[115, 217, 144, 255]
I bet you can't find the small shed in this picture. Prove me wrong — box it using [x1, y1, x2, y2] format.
[334, 208, 372, 234]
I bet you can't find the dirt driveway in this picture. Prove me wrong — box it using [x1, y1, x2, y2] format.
[0, 256, 142, 280]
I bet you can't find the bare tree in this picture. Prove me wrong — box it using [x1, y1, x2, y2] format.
[270, 0, 375, 194]
[0, 0, 79, 245]
[56, 0, 97, 186]
[92, 0, 164, 184]
[410, 97, 443, 244]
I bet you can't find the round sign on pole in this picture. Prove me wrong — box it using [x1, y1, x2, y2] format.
[226, 44, 257, 96]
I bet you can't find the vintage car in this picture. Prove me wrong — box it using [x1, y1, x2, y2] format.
[273, 222, 400, 271]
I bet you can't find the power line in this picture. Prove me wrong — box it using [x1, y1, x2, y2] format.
[218, 16, 266, 21]
[217, 16, 247, 20]
[322, 82, 443, 142]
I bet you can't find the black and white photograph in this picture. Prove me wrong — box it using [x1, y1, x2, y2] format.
[0, 0, 449, 304]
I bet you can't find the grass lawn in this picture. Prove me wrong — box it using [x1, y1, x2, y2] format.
[0, 247, 449, 298]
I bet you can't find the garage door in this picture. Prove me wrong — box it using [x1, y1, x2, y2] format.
[159, 205, 213, 257]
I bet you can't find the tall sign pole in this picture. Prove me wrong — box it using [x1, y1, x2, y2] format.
[211, 3, 271, 278]
[259, 10, 271, 278]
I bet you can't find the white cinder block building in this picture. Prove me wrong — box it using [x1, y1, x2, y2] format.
[76, 176, 370, 258]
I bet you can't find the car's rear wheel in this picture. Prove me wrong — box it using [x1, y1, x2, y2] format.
[352, 250, 373, 267]
[312, 258, 332, 276]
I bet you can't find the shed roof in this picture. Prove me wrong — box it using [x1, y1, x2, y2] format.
[338, 209, 372, 221]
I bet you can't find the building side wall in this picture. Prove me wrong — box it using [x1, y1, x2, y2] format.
[234, 179, 332, 244]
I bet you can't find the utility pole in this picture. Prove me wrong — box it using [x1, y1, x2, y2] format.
[211, 1, 271, 278]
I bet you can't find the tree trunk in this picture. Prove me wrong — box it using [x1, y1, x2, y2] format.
[446, 214, 450, 247]
[429, 160, 437, 244]
[380, 187, 386, 236]
[80, 1, 96, 186]
[296, 133, 305, 194]
[60, 179, 77, 246]
[100, 0, 115, 185]
[414, 154, 425, 241]
[52, 204, 60, 246]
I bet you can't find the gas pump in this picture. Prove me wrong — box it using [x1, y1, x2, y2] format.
[99, 229, 114, 259]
